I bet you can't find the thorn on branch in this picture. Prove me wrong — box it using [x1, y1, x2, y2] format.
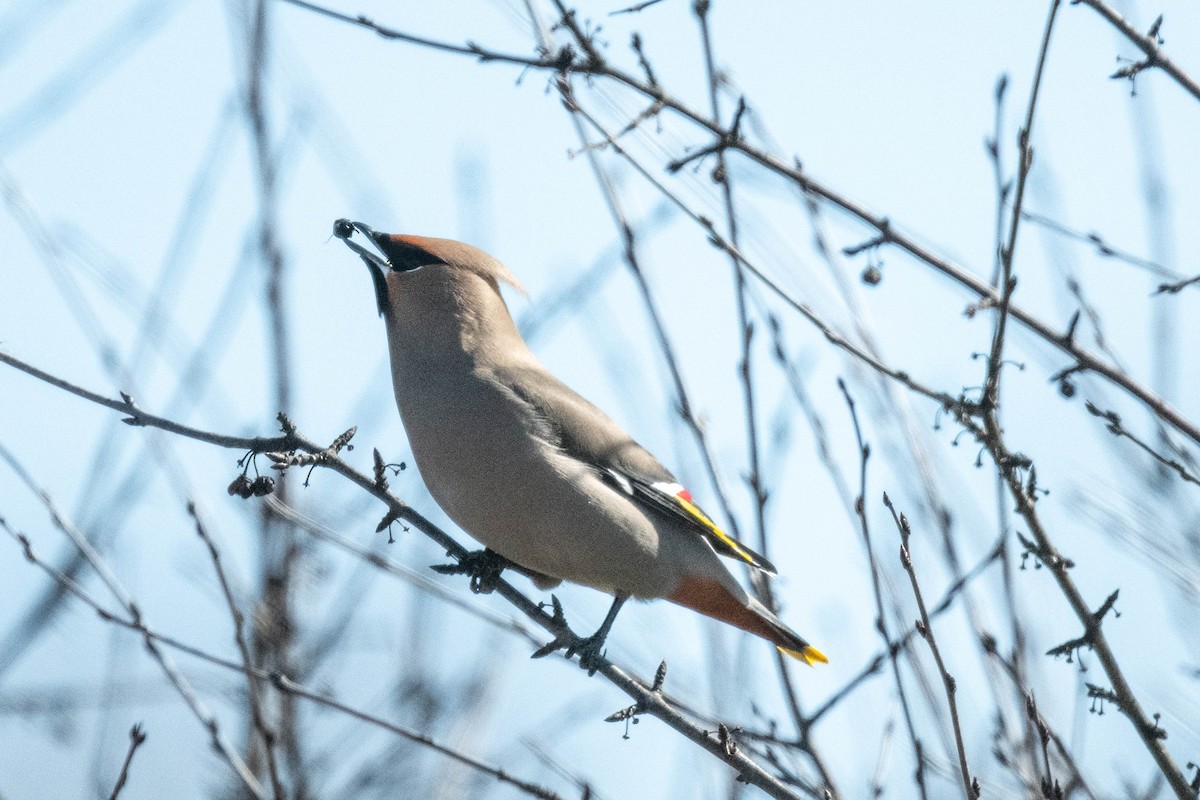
[1017, 532, 1073, 572]
[717, 723, 739, 756]
[1046, 589, 1119, 664]
[1155, 273, 1200, 295]
[1064, 309, 1081, 344]
[606, 660, 668, 738]
[375, 509, 402, 541]
[277, 411, 297, 436]
[842, 218, 892, 257]
[373, 448, 389, 490]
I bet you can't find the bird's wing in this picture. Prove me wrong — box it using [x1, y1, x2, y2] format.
[498, 364, 777, 576]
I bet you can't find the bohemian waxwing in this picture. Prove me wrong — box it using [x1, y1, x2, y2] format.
[334, 219, 826, 669]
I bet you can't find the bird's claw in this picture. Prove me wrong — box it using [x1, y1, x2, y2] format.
[568, 634, 609, 676]
[530, 596, 608, 675]
[430, 548, 507, 594]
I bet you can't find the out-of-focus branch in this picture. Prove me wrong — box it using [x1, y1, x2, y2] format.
[838, 380, 929, 800]
[238, 0, 305, 789]
[1083, 402, 1200, 488]
[1018, 209, 1188, 285]
[0, 518, 565, 800]
[188, 503, 285, 800]
[982, 642, 1099, 800]
[0, 444, 267, 800]
[687, 8, 827, 786]
[555, 60, 842, 789]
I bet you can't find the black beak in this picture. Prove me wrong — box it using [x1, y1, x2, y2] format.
[334, 218, 391, 317]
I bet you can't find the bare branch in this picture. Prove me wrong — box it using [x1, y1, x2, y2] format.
[885, 495, 977, 800]
[1072, 0, 1200, 102]
[106, 723, 148, 800]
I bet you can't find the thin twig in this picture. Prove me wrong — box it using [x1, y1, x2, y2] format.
[1083, 402, 1200, 488]
[982, 642, 1099, 800]
[107, 723, 147, 800]
[1071, 0, 1200, 102]
[984, 0, 1061, 411]
[1019, 209, 1185, 284]
[837, 380, 928, 800]
[884, 495, 977, 800]
[240, 0, 306, 789]
[803, 531, 1005, 729]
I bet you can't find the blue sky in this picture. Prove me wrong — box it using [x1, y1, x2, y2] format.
[2, 1, 1199, 798]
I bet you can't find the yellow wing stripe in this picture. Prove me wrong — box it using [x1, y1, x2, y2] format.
[779, 645, 829, 666]
[675, 496, 758, 566]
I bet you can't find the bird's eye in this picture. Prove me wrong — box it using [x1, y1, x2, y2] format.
[333, 218, 355, 240]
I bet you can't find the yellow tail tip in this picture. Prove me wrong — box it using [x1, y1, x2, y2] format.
[779, 645, 829, 666]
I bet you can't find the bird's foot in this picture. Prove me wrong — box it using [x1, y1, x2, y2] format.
[430, 548, 507, 594]
[568, 632, 610, 676]
[530, 595, 613, 676]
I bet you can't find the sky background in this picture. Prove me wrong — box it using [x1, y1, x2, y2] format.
[2, 0, 1199, 798]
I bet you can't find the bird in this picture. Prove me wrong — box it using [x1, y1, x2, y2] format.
[333, 219, 826, 670]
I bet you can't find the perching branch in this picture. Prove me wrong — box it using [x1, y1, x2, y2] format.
[0, 350, 806, 799]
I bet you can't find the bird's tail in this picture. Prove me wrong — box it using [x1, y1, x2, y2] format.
[668, 575, 827, 666]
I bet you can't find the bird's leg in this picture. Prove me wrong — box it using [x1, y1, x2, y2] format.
[531, 594, 628, 676]
[430, 548, 508, 594]
[571, 594, 628, 674]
